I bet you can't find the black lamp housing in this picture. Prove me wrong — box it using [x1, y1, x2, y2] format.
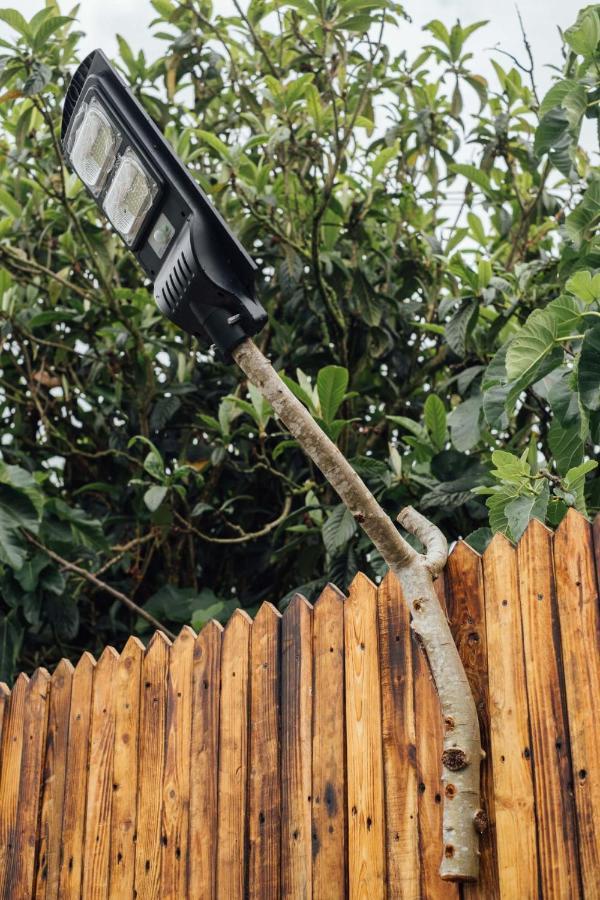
[61, 49, 267, 358]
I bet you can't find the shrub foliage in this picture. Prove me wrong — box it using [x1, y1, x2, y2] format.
[0, 1, 598, 678]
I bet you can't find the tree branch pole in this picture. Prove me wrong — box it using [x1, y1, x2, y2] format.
[232, 337, 484, 882]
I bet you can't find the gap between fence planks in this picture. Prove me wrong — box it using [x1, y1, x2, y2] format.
[0, 512, 599, 898]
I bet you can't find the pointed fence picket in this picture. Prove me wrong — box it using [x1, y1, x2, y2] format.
[0, 509, 599, 898]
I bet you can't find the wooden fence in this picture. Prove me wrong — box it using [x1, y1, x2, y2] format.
[0, 508, 599, 898]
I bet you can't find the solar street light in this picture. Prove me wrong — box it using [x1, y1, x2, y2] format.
[61, 49, 267, 359]
[61, 51, 483, 881]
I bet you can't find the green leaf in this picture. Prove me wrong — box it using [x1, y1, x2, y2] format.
[505, 483, 550, 541]
[144, 485, 168, 511]
[22, 61, 51, 96]
[505, 296, 581, 384]
[464, 527, 493, 553]
[0, 615, 23, 684]
[539, 79, 580, 118]
[565, 7, 600, 56]
[490, 449, 531, 485]
[565, 180, 600, 248]
[14, 553, 48, 591]
[371, 142, 398, 177]
[191, 597, 240, 629]
[0, 188, 21, 219]
[317, 366, 348, 424]
[196, 129, 232, 162]
[548, 420, 583, 475]
[116, 34, 136, 72]
[578, 325, 600, 411]
[0, 507, 27, 569]
[449, 163, 493, 195]
[45, 593, 79, 641]
[424, 394, 447, 452]
[566, 270, 600, 303]
[0, 8, 31, 38]
[143, 584, 201, 625]
[564, 459, 598, 512]
[32, 15, 72, 49]
[280, 373, 316, 414]
[322, 504, 356, 555]
[445, 300, 478, 356]
[534, 107, 570, 157]
[448, 396, 482, 452]
[387, 415, 428, 440]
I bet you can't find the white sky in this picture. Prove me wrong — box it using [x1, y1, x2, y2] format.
[2, 0, 572, 100]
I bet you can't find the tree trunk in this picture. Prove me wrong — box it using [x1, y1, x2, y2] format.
[232, 337, 484, 881]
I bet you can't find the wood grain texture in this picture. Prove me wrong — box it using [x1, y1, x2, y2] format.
[445, 541, 499, 899]
[216, 609, 252, 900]
[517, 518, 581, 898]
[248, 602, 281, 900]
[345, 573, 386, 900]
[161, 625, 194, 899]
[109, 636, 143, 899]
[0, 673, 29, 896]
[554, 509, 600, 895]
[189, 620, 222, 900]
[82, 646, 119, 900]
[58, 652, 95, 900]
[5, 668, 50, 896]
[311, 584, 346, 900]
[34, 659, 74, 900]
[281, 594, 313, 900]
[134, 631, 170, 900]
[377, 571, 419, 900]
[413, 571, 458, 900]
[482, 535, 537, 899]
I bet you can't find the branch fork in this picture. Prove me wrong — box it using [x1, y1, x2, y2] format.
[232, 338, 484, 881]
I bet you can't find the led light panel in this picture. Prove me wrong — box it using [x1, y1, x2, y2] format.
[68, 97, 119, 195]
[102, 148, 158, 245]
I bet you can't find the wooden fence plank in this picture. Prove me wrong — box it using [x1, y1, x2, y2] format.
[412, 572, 458, 900]
[5, 668, 50, 895]
[593, 514, 600, 584]
[345, 573, 386, 900]
[189, 620, 222, 900]
[34, 659, 74, 900]
[216, 609, 252, 900]
[517, 518, 581, 897]
[482, 534, 538, 899]
[554, 509, 600, 895]
[378, 571, 419, 900]
[0, 672, 29, 895]
[445, 541, 499, 899]
[161, 625, 194, 899]
[109, 636, 143, 899]
[281, 594, 313, 900]
[248, 602, 281, 899]
[58, 652, 95, 899]
[312, 584, 346, 900]
[134, 631, 170, 899]
[82, 646, 119, 900]
[0, 682, 8, 746]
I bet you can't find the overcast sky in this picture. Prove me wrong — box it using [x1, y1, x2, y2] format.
[2, 0, 573, 99]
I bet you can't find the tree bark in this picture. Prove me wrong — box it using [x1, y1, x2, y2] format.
[232, 337, 484, 881]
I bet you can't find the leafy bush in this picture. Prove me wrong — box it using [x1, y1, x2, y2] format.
[0, 1, 598, 679]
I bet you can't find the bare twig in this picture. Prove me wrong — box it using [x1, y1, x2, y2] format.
[24, 532, 175, 639]
[174, 494, 292, 544]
